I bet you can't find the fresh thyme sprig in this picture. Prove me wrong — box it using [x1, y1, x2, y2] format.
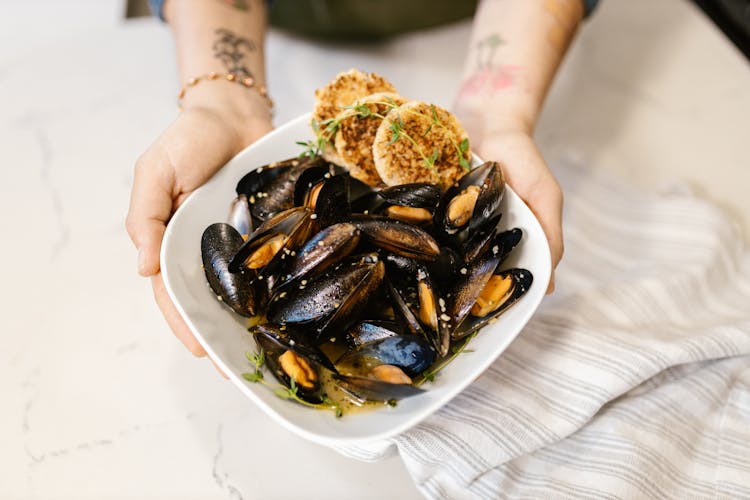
[415, 331, 477, 386]
[241, 348, 343, 418]
[299, 100, 471, 171]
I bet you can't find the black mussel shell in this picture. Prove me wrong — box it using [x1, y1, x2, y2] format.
[252, 323, 336, 372]
[452, 268, 533, 340]
[426, 246, 461, 289]
[415, 265, 450, 357]
[378, 183, 441, 209]
[236, 160, 293, 197]
[344, 320, 404, 350]
[351, 215, 440, 261]
[239, 157, 321, 222]
[461, 216, 501, 263]
[201, 223, 258, 317]
[267, 253, 384, 337]
[442, 249, 502, 339]
[385, 279, 425, 338]
[315, 254, 386, 338]
[293, 162, 346, 208]
[314, 175, 353, 229]
[336, 335, 436, 377]
[334, 374, 424, 403]
[434, 161, 505, 247]
[252, 324, 334, 403]
[494, 228, 523, 262]
[276, 222, 360, 288]
[228, 207, 312, 275]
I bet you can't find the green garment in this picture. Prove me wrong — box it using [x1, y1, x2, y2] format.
[269, 0, 479, 39]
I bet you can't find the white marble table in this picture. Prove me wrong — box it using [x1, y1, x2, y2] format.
[1, 1, 748, 498]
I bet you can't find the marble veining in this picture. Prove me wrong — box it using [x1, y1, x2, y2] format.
[2, 0, 748, 498]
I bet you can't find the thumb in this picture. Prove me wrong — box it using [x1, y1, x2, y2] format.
[126, 152, 175, 277]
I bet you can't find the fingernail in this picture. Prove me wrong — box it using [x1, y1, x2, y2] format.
[137, 249, 147, 275]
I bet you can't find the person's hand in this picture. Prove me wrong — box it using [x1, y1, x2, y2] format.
[126, 93, 273, 358]
[472, 127, 564, 294]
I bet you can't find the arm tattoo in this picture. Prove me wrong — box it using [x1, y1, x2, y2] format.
[475, 34, 503, 70]
[213, 28, 256, 78]
[458, 32, 521, 99]
[216, 0, 250, 11]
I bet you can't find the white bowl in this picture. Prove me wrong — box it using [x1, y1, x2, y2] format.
[161, 113, 551, 447]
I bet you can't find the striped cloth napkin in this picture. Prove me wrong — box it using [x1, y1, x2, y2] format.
[339, 162, 750, 499]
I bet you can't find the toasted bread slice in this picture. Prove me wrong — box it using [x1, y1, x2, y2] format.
[333, 92, 408, 186]
[373, 101, 471, 189]
[312, 69, 397, 127]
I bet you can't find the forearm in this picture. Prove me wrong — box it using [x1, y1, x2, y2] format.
[164, 0, 270, 120]
[455, 0, 583, 136]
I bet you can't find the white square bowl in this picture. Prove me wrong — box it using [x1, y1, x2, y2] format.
[161, 113, 551, 447]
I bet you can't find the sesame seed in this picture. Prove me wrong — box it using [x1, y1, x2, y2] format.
[330, 337, 336, 343]
[492, 245, 499, 255]
[440, 313, 451, 321]
[310, 214, 318, 220]
[301, 280, 308, 285]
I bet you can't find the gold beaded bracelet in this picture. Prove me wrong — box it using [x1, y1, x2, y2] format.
[177, 72, 273, 111]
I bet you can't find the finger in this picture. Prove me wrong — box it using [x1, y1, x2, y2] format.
[151, 274, 207, 357]
[126, 151, 175, 277]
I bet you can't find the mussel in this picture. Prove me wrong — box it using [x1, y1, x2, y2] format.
[252, 324, 336, 403]
[452, 267, 533, 339]
[434, 161, 505, 248]
[229, 207, 314, 291]
[267, 253, 385, 339]
[376, 183, 441, 225]
[201, 223, 258, 316]
[276, 222, 360, 288]
[237, 156, 332, 223]
[352, 215, 440, 261]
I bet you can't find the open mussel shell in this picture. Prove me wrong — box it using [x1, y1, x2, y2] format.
[267, 253, 385, 340]
[252, 324, 336, 403]
[434, 161, 505, 247]
[441, 249, 503, 339]
[237, 156, 323, 223]
[276, 222, 360, 289]
[414, 265, 451, 356]
[333, 374, 424, 404]
[385, 279, 425, 338]
[201, 223, 258, 317]
[336, 334, 436, 377]
[292, 161, 346, 208]
[228, 207, 313, 287]
[452, 267, 533, 340]
[351, 215, 440, 261]
[377, 183, 440, 225]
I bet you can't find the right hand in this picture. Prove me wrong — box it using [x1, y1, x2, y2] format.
[126, 90, 273, 358]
